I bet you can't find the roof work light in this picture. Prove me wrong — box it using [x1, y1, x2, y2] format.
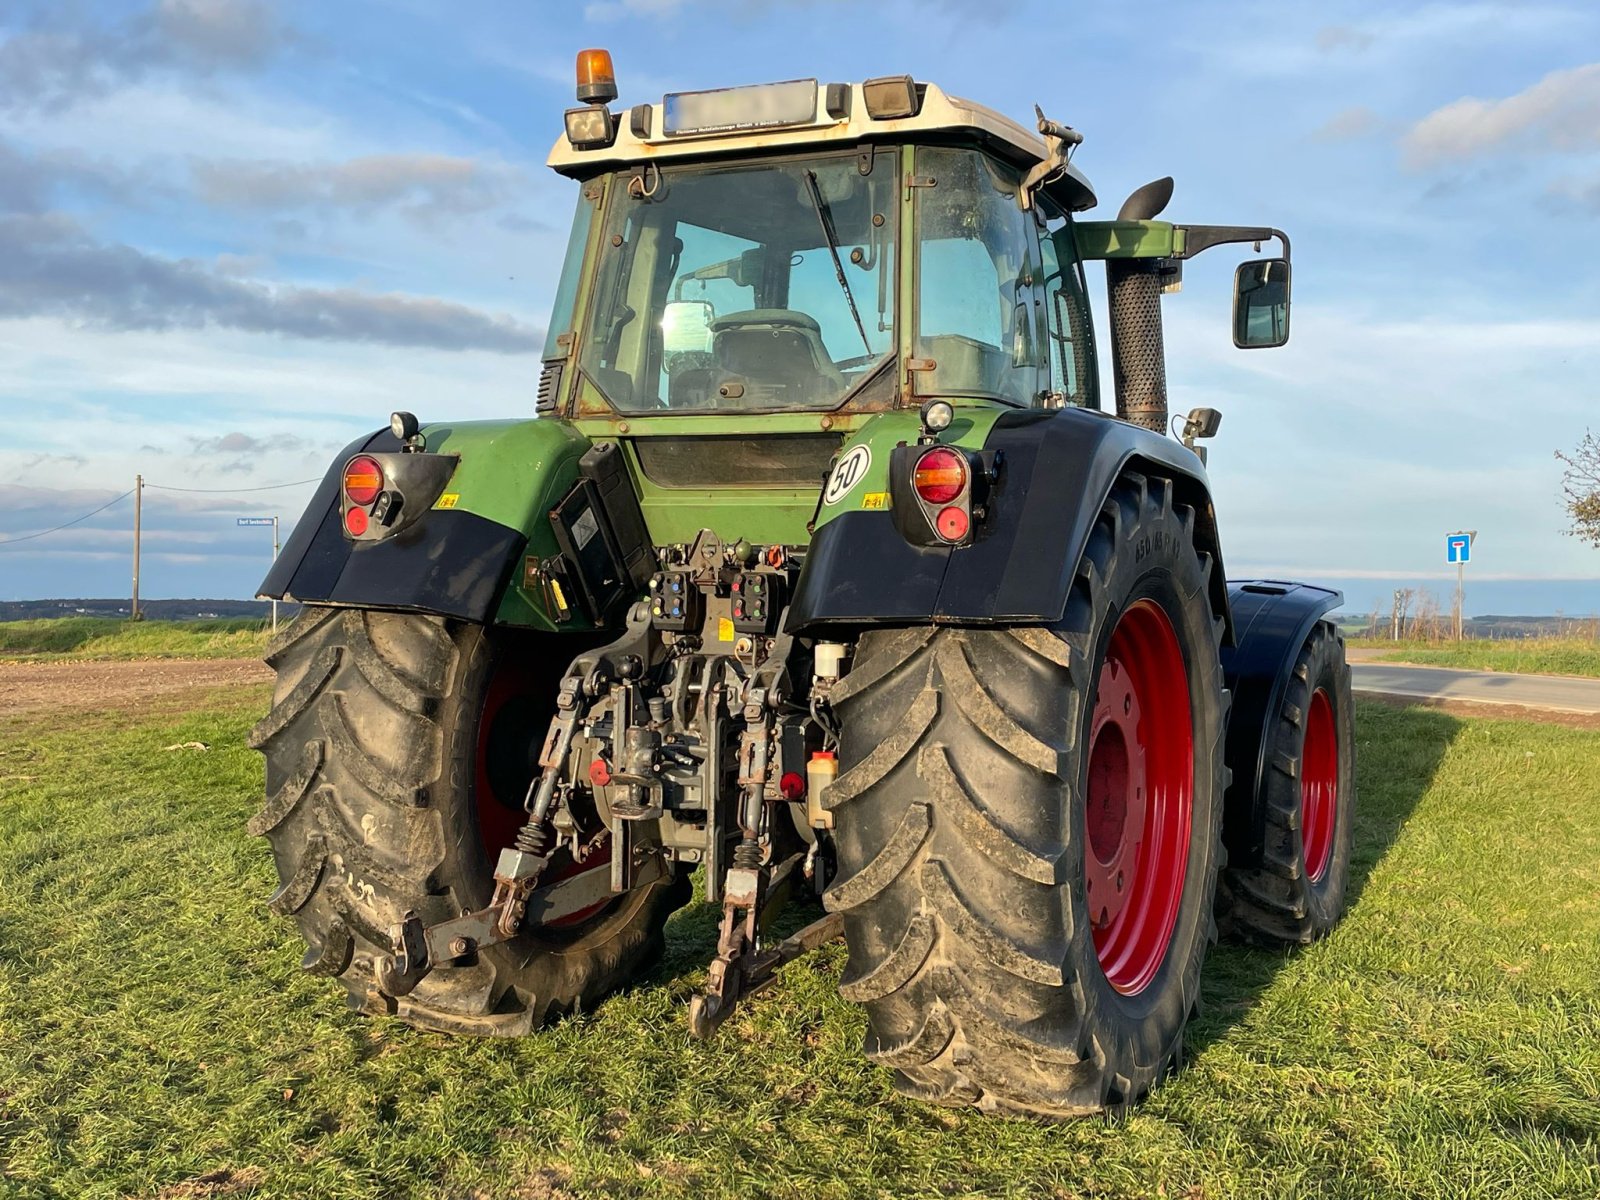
[861, 74, 919, 120]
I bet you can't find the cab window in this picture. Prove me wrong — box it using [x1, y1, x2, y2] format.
[1039, 208, 1098, 409]
[913, 147, 1047, 406]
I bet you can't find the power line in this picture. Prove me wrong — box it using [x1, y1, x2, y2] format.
[0, 489, 135, 548]
[145, 477, 322, 494]
[0, 473, 321, 548]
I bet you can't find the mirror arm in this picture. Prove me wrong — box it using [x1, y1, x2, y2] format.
[1175, 225, 1290, 262]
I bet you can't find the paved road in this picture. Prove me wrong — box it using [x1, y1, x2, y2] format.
[1351, 662, 1600, 715]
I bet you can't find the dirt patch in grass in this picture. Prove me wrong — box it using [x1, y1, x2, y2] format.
[1358, 690, 1600, 731]
[155, 1166, 266, 1198]
[0, 657, 270, 715]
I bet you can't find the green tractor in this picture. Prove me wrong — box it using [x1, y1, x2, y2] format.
[253, 54, 1355, 1118]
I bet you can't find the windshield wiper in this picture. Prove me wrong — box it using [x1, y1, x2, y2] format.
[802, 169, 874, 358]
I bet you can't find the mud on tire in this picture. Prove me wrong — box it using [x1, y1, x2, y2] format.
[827, 471, 1229, 1117]
[249, 606, 688, 1035]
[1218, 620, 1356, 947]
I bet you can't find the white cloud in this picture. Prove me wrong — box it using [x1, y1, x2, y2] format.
[0, 318, 541, 438]
[1199, 3, 1590, 81]
[1404, 61, 1600, 168]
[1314, 25, 1375, 54]
[0, 212, 544, 352]
[1311, 106, 1381, 143]
[0, 0, 291, 115]
[189, 152, 519, 221]
[585, 0, 689, 18]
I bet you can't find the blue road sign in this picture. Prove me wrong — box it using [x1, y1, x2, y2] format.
[1446, 534, 1471, 565]
[237, 517, 275, 527]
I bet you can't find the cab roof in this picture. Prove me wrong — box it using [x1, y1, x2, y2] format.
[547, 78, 1097, 213]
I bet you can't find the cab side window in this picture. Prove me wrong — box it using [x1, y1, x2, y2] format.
[1039, 209, 1098, 409]
[914, 147, 1048, 406]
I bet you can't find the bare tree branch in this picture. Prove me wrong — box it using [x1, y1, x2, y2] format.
[1556, 430, 1600, 548]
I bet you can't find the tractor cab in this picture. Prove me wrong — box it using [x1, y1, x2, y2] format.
[540, 56, 1103, 430]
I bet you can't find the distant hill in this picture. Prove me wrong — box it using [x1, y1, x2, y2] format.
[0, 598, 298, 622]
[1334, 611, 1598, 640]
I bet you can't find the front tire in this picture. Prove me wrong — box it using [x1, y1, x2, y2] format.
[827, 472, 1228, 1117]
[249, 606, 689, 1035]
[1219, 621, 1356, 946]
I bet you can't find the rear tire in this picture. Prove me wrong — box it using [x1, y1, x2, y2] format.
[827, 472, 1228, 1117]
[1219, 621, 1356, 946]
[249, 606, 689, 1035]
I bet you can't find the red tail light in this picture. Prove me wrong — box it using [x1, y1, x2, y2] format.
[913, 447, 968, 504]
[935, 506, 969, 540]
[343, 456, 383, 505]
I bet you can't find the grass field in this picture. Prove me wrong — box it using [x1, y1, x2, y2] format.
[0, 617, 271, 662]
[1350, 636, 1600, 679]
[3, 688, 1599, 1199]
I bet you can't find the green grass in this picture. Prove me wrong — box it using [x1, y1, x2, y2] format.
[1348, 636, 1600, 678]
[0, 617, 270, 662]
[3, 692, 1599, 1199]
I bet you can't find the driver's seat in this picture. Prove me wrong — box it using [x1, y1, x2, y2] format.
[710, 309, 845, 404]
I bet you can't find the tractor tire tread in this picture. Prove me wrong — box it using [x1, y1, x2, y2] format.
[1218, 620, 1356, 948]
[831, 471, 1227, 1118]
[253, 605, 688, 1035]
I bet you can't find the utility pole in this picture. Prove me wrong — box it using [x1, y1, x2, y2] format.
[131, 474, 143, 621]
[271, 515, 280, 635]
[238, 515, 281, 631]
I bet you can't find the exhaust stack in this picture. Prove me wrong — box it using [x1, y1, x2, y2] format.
[1108, 177, 1175, 433]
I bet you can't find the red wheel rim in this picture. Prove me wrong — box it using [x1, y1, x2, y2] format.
[1301, 687, 1338, 883]
[1084, 599, 1194, 996]
[475, 661, 611, 930]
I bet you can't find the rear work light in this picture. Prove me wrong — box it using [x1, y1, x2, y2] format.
[343, 456, 383, 505]
[913, 447, 968, 504]
[861, 74, 919, 120]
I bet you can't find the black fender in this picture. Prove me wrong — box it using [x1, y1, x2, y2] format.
[258, 428, 526, 624]
[1219, 580, 1344, 871]
[788, 406, 1231, 634]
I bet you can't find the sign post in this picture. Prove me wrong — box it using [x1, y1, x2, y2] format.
[1445, 531, 1476, 641]
[238, 517, 280, 633]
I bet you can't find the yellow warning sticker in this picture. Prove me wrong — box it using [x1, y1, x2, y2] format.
[434, 493, 460, 509]
[861, 491, 890, 510]
[717, 617, 735, 643]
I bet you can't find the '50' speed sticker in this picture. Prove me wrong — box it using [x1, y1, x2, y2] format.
[823, 444, 871, 505]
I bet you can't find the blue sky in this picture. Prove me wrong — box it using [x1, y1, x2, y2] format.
[1, 0, 1597, 617]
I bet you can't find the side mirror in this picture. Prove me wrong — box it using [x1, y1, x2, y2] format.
[1233, 258, 1291, 349]
[735, 247, 765, 288]
[661, 299, 715, 357]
